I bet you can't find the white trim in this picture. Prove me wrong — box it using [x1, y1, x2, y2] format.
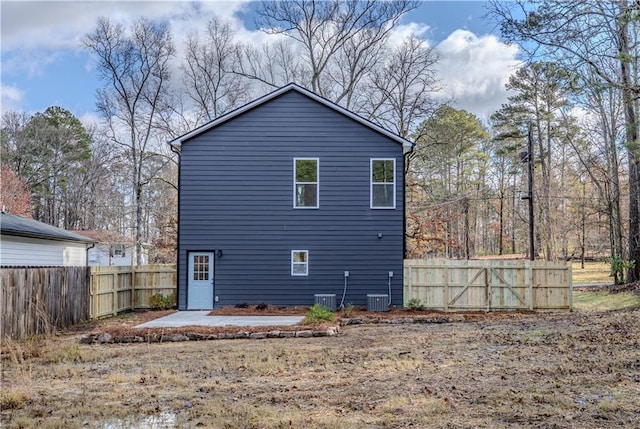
[169, 83, 414, 150]
[291, 250, 309, 276]
[293, 158, 319, 209]
[370, 158, 396, 209]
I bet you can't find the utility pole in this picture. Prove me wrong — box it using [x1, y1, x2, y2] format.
[520, 123, 535, 261]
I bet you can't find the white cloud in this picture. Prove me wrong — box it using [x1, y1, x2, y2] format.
[1, 83, 24, 111]
[78, 111, 101, 129]
[387, 22, 431, 48]
[434, 30, 522, 119]
[1, 1, 252, 51]
[1, 1, 254, 76]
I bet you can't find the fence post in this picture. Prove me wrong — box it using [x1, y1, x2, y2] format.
[528, 261, 534, 310]
[568, 262, 573, 311]
[112, 271, 118, 316]
[131, 265, 136, 311]
[407, 261, 412, 305]
[444, 265, 449, 311]
[89, 269, 94, 320]
[484, 268, 490, 312]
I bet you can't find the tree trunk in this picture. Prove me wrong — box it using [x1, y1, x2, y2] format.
[618, 1, 640, 282]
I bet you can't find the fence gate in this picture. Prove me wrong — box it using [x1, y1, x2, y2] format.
[404, 259, 572, 311]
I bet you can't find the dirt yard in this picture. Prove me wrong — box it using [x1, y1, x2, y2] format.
[2, 303, 639, 428]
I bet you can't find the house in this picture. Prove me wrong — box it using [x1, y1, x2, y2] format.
[0, 212, 95, 266]
[169, 83, 413, 310]
[70, 230, 149, 266]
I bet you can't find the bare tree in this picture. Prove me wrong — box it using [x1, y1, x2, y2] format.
[363, 35, 441, 139]
[182, 18, 250, 125]
[251, 0, 419, 106]
[83, 17, 175, 264]
[233, 38, 307, 91]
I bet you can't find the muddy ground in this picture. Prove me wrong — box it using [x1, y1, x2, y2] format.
[1, 306, 639, 428]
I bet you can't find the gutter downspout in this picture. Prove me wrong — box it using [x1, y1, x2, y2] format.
[85, 242, 96, 267]
[170, 142, 182, 309]
[403, 144, 414, 260]
[401, 144, 414, 308]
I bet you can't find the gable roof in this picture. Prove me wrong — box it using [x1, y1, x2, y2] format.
[1, 212, 96, 243]
[169, 82, 414, 150]
[70, 230, 134, 245]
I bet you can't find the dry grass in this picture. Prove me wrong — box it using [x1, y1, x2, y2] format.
[2, 300, 640, 428]
[573, 290, 640, 311]
[572, 260, 612, 284]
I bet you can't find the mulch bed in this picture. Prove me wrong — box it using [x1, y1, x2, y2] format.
[74, 304, 543, 345]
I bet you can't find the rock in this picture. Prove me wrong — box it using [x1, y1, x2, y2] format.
[161, 334, 188, 342]
[129, 336, 144, 343]
[79, 334, 97, 344]
[249, 332, 267, 339]
[280, 331, 295, 338]
[340, 317, 362, 326]
[187, 333, 208, 341]
[266, 331, 281, 338]
[295, 330, 313, 338]
[234, 332, 249, 339]
[312, 330, 328, 337]
[97, 333, 113, 344]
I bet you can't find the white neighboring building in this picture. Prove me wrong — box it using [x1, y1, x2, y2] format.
[0, 212, 95, 267]
[70, 230, 149, 266]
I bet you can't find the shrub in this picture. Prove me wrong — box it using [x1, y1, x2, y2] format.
[149, 293, 176, 310]
[406, 298, 424, 311]
[303, 304, 335, 324]
[341, 303, 355, 317]
[605, 256, 635, 285]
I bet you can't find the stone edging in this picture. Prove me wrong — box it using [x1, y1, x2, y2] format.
[79, 326, 339, 344]
[79, 315, 462, 344]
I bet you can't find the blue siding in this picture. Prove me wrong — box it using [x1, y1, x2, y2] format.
[178, 90, 405, 309]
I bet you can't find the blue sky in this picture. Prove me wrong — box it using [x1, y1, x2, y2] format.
[0, 1, 520, 124]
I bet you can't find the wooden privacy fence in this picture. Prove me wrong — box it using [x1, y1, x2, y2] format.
[404, 259, 572, 311]
[1, 267, 91, 339]
[90, 265, 176, 319]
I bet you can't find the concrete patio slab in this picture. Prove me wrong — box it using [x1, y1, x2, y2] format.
[135, 311, 304, 328]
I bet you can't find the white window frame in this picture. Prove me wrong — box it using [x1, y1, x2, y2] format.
[370, 158, 396, 209]
[112, 244, 125, 257]
[293, 158, 319, 209]
[291, 250, 309, 276]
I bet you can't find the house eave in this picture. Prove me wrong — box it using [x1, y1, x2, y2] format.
[1, 230, 96, 244]
[168, 83, 414, 150]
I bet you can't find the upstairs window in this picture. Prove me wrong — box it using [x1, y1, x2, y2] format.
[294, 158, 319, 208]
[291, 250, 309, 276]
[371, 159, 396, 209]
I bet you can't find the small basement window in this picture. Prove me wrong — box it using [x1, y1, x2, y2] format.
[294, 158, 319, 208]
[371, 158, 396, 209]
[291, 250, 309, 276]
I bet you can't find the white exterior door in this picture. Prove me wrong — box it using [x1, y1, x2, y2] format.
[187, 252, 214, 309]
